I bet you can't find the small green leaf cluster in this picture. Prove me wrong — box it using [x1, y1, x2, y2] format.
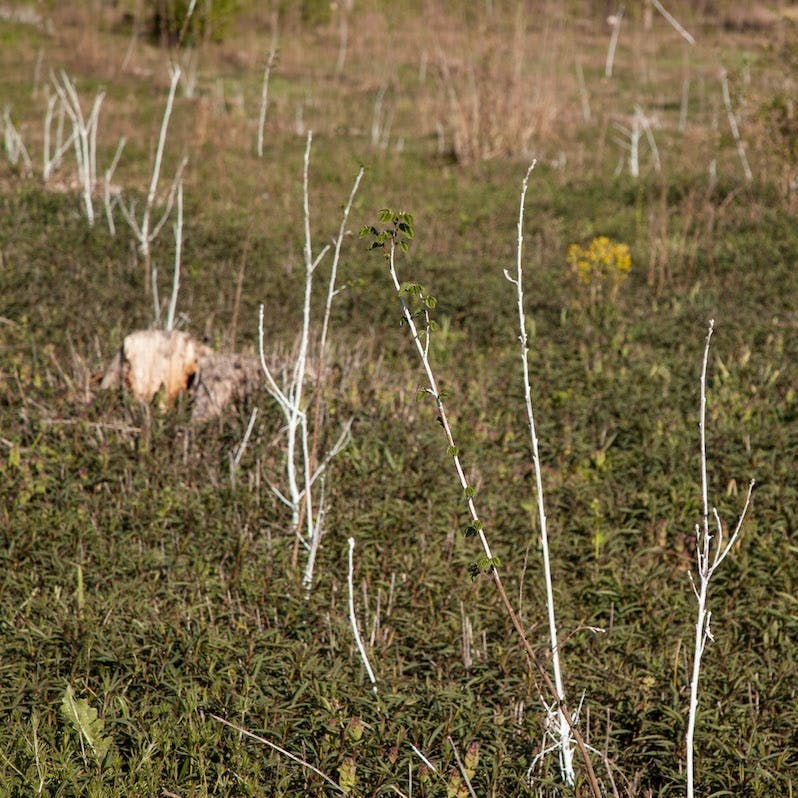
[468, 555, 501, 580]
[464, 519, 483, 538]
[359, 209, 415, 255]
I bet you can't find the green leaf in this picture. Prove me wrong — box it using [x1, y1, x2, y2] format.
[338, 756, 357, 793]
[447, 445, 459, 456]
[464, 485, 475, 499]
[399, 240, 409, 253]
[60, 684, 113, 764]
[423, 295, 437, 309]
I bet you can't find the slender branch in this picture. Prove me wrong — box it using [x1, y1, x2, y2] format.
[505, 160, 575, 787]
[165, 180, 183, 331]
[720, 69, 753, 183]
[210, 713, 344, 793]
[232, 407, 259, 471]
[257, 47, 277, 158]
[605, 7, 624, 79]
[103, 136, 126, 236]
[447, 737, 477, 798]
[686, 320, 755, 798]
[348, 538, 378, 693]
[650, 0, 696, 45]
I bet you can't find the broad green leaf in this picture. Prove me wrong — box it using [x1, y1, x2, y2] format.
[60, 684, 113, 764]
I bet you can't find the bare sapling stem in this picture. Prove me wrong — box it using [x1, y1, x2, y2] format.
[371, 214, 603, 798]
[118, 64, 184, 295]
[348, 537, 378, 693]
[304, 164, 365, 569]
[575, 57, 591, 123]
[258, 132, 360, 594]
[335, 0, 353, 76]
[52, 72, 105, 225]
[103, 136, 126, 236]
[256, 47, 277, 158]
[3, 107, 33, 177]
[605, 7, 624, 79]
[685, 319, 755, 798]
[165, 179, 183, 331]
[143, 63, 181, 265]
[650, 0, 696, 45]
[42, 93, 76, 182]
[720, 69, 753, 183]
[504, 161, 576, 787]
[232, 407, 259, 473]
[319, 166, 364, 363]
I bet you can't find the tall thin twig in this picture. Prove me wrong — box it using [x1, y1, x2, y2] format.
[210, 713, 344, 793]
[720, 69, 753, 183]
[348, 537, 378, 693]
[504, 161, 575, 786]
[685, 319, 755, 798]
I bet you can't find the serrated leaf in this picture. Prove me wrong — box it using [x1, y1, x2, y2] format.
[61, 684, 113, 763]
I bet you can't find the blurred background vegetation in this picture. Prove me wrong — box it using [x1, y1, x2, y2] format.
[0, 0, 796, 795]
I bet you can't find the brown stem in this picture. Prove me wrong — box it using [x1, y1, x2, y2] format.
[491, 569, 603, 797]
[229, 216, 255, 352]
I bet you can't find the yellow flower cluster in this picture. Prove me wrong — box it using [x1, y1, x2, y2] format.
[566, 236, 632, 303]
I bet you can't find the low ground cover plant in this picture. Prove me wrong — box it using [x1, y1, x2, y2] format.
[0, 2, 795, 795]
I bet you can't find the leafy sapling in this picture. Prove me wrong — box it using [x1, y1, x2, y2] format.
[362, 210, 604, 798]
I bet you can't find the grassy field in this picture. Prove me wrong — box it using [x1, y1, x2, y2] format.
[1, 1, 797, 795]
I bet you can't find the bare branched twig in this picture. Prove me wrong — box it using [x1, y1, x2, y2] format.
[685, 319, 755, 798]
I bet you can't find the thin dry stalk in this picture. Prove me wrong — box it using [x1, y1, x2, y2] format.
[118, 64, 185, 294]
[605, 8, 624, 79]
[650, 0, 695, 45]
[258, 133, 360, 593]
[685, 320, 755, 798]
[504, 161, 575, 786]
[103, 136, 126, 236]
[165, 179, 183, 331]
[256, 47, 277, 158]
[720, 69, 753, 183]
[447, 737, 477, 798]
[348, 537, 378, 693]
[210, 713, 344, 793]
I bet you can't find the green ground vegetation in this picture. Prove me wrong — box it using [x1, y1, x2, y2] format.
[1, 2, 797, 795]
